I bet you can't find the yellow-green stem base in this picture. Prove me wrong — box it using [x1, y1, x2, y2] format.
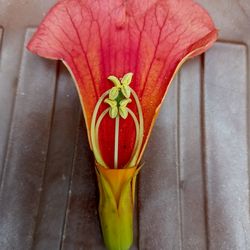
[95, 164, 141, 250]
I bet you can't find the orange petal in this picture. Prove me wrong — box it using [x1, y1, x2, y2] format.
[27, 0, 217, 168]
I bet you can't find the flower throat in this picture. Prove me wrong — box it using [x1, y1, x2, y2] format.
[90, 73, 144, 169]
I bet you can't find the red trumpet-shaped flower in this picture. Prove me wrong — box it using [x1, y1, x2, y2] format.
[27, 0, 217, 249]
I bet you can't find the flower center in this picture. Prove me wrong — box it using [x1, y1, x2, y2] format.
[90, 73, 144, 169]
[104, 73, 133, 120]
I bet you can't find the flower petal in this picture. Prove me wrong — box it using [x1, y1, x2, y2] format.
[27, 0, 217, 168]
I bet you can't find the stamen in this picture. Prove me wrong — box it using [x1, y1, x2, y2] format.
[125, 108, 140, 168]
[91, 90, 109, 167]
[129, 89, 144, 167]
[95, 108, 110, 168]
[91, 73, 144, 169]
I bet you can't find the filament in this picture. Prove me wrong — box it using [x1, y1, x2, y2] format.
[125, 108, 140, 168]
[91, 90, 109, 167]
[95, 108, 110, 168]
[91, 77, 144, 169]
[129, 89, 144, 167]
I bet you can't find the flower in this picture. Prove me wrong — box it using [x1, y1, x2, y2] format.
[27, 0, 217, 249]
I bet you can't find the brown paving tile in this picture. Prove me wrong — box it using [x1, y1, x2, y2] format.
[0, 30, 57, 250]
[32, 63, 81, 250]
[204, 43, 250, 249]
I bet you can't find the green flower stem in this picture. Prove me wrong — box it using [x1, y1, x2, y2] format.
[96, 164, 141, 250]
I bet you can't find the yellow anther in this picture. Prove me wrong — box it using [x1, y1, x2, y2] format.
[121, 72, 133, 86]
[108, 73, 133, 99]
